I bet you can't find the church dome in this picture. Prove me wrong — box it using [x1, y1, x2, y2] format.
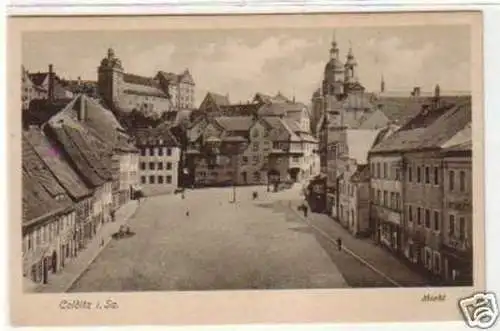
[324, 58, 344, 73]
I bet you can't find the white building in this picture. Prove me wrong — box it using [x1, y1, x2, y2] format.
[136, 126, 181, 196]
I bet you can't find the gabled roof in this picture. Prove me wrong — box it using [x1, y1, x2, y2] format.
[345, 129, 383, 164]
[207, 92, 230, 106]
[219, 103, 261, 117]
[47, 100, 113, 187]
[22, 168, 71, 227]
[22, 134, 71, 202]
[370, 101, 471, 154]
[135, 126, 180, 147]
[283, 118, 302, 133]
[214, 116, 254, 132]
[257, 102, 306, 116]
[52, 94, 137, 153]
[24, 98, 73, 127]
[441, 122, 471, 149]
[178, 69, 195, 85]
[123, 73, 160, 88]
[23, 128, 92, 201]
[28, 72, 49, 86]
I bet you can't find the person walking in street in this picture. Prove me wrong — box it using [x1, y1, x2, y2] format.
[336, 237, 342, 251]
[303, 203, 308, 218]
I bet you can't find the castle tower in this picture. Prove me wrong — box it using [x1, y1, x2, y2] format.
[98, 47, 124, 109]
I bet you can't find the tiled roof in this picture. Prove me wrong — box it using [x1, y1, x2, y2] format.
[47, 121, 107, 187]
[371, 101, 471, 153]
[442, 140, 472, 154]
[208, 92, 230, 106]
[135, 126, 180, 147]
[123, 89, 169, 99]
[441, 122, 471, 149]
[345, 129, 382, 164]
[156, 71, 179, 82]
[123, 73, 160, 88]
[214, 116, 254, 132]
[28, 73, 48, 86]
[350, 164, 370, 182]
[342, 93, 373, 110]
[219, 104, 260, 117]
[22, 134, 70, 201]
[261, 116, 300, 142]
[283, 119, 302, 133]
[23, 128, 92, 200]
[22, 168, 70, 226]
[298, 132, 318, 143]
[257, 102, 305, 116]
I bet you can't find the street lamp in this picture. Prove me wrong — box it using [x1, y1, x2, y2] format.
[221, 136, 248, 203]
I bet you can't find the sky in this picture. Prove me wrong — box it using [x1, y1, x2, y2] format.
[22, 25, 471, 107]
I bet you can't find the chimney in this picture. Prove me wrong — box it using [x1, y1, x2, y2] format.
[77, 95, 86, 121]
[48, 64, 55, 102]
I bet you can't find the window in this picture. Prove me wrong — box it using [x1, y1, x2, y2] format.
[390, 192, 395, 209]
[149, 147, 155, 156]
[149, 162, 155, 170]
[167, 148, 172, 156]
[459, 171, 466, 192]
[253, 171, 261, 181]
[417, 166, 421, 183]
[157, 162, 163, 170]
[376, 163, 381, 178]
[408, 166, 412, 182]
[293, 156, 299, 163]
[396, 193, 401, 210]
[371, 163, 374, 177]
[433, 211, 440, 231]
[149, 176, 155, 184]
[158, 176, 164, 184]
[252, 142, 259, 152]
[434, 167, 439, 185]
[253, 155, 259, 164]
[166, 162, 172, 170]
[408, 205, 413, 222]
[242, 156, 248, 164]
[166, 175, 172, 184]
[140, 162, 146, 170]
[449, 214, 455, 235]
[425, 209, 431, 228]
[459, 217, 466, 239]
[377, 190, 381, 204]
[417, 207, 422, 225]
[140, 149, 146, 156]
[383, 163, 388, 179]
[425, 166, 430, 184]
[158, 148, 164, 156]
[449, 170, 455, 191]
[425, 248, 432, 270]
[383, 191, 388, 207]
[395, 168, 401, 181]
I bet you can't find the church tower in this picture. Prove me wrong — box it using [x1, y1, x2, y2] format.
[98, 48, 124, 110]
[322, 33, 344, 99]
[344, 43, 357, 89]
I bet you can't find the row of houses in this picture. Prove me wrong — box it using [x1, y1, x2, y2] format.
[309, 92, 472, 285]
[22, 93, 139, 287]
[183, 92, 320, 188]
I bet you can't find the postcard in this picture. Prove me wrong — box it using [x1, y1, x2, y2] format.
[8, 11, 491, 327]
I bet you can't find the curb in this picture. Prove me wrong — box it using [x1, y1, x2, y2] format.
[283, 200, 402, 287]
[62, 202, 140, 293]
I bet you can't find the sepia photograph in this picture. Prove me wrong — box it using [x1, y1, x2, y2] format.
[8, 11, 485, 326]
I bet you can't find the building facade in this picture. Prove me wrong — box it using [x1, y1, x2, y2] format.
[136, 127, 181, 196]
[441, 141, 473, 285]
[98, 48, 195, 116]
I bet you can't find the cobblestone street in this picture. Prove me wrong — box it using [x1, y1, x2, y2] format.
[69, 186, 349, 292]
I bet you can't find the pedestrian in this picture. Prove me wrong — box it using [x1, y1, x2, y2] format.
[100, 238, 104, 247]
[303, 204, 308, 217]
[186, 210, 190, 217]
[110, 210, 116, 223]
[336, 237, 342, 251]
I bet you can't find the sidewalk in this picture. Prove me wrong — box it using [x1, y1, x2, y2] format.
[33, 200, 140, 293]
[283, 200, 430, 287]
